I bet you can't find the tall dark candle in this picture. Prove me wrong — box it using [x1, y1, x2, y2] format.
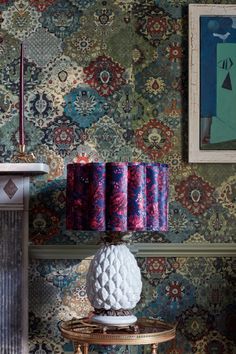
[19, 43, 25, 146]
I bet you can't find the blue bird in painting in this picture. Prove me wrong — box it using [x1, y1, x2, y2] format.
[213, 32, 231, 42]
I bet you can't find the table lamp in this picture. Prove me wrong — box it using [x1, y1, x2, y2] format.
[66, 162, 168, 326]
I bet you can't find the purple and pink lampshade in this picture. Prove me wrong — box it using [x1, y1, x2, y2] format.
[66, 162, 168, 232]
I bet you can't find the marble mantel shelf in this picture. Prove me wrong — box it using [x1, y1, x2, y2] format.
[0, 162, 49, 175]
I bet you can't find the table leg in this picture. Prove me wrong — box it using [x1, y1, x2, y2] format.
[82, 343, 89, 354]
[151, 344, 158, 354]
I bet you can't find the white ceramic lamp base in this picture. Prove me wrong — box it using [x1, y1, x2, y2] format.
[86, 244, 142, 326]
[92, 315, 138, 326]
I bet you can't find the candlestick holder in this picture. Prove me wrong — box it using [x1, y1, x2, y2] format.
[12, 144, 36, 163]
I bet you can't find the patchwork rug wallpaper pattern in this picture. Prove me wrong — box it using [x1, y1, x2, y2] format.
[0, 0, 235, 353]
[29, 257, 236, 353]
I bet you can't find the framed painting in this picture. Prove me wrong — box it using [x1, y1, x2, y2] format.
[189, 4, 236, 163]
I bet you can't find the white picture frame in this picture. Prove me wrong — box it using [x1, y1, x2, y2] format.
[189, 4, 236, 163]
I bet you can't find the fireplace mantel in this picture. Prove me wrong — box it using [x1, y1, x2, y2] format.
[0, 162, 49, 175]
[0, 163, 49, 354]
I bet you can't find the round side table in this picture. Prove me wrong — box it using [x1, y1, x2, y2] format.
[59, 317, 176, 354]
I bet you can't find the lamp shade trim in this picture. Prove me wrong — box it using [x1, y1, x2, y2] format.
[66, 162, 168, 232]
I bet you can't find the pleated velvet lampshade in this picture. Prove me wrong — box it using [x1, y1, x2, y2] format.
[66, 162, 169, 325]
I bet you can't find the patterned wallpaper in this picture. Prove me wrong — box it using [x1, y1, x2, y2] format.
[0, 0, 236, 245]
[29, 257, 236, 353]
[0, 0, 235, 353]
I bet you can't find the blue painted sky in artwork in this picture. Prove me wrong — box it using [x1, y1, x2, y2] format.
[200, 16, 236, 117]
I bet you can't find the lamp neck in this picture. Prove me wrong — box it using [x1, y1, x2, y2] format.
[101, 232, 132, 245]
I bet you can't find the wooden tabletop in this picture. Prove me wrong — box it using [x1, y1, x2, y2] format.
[59, 317, 176, 346]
